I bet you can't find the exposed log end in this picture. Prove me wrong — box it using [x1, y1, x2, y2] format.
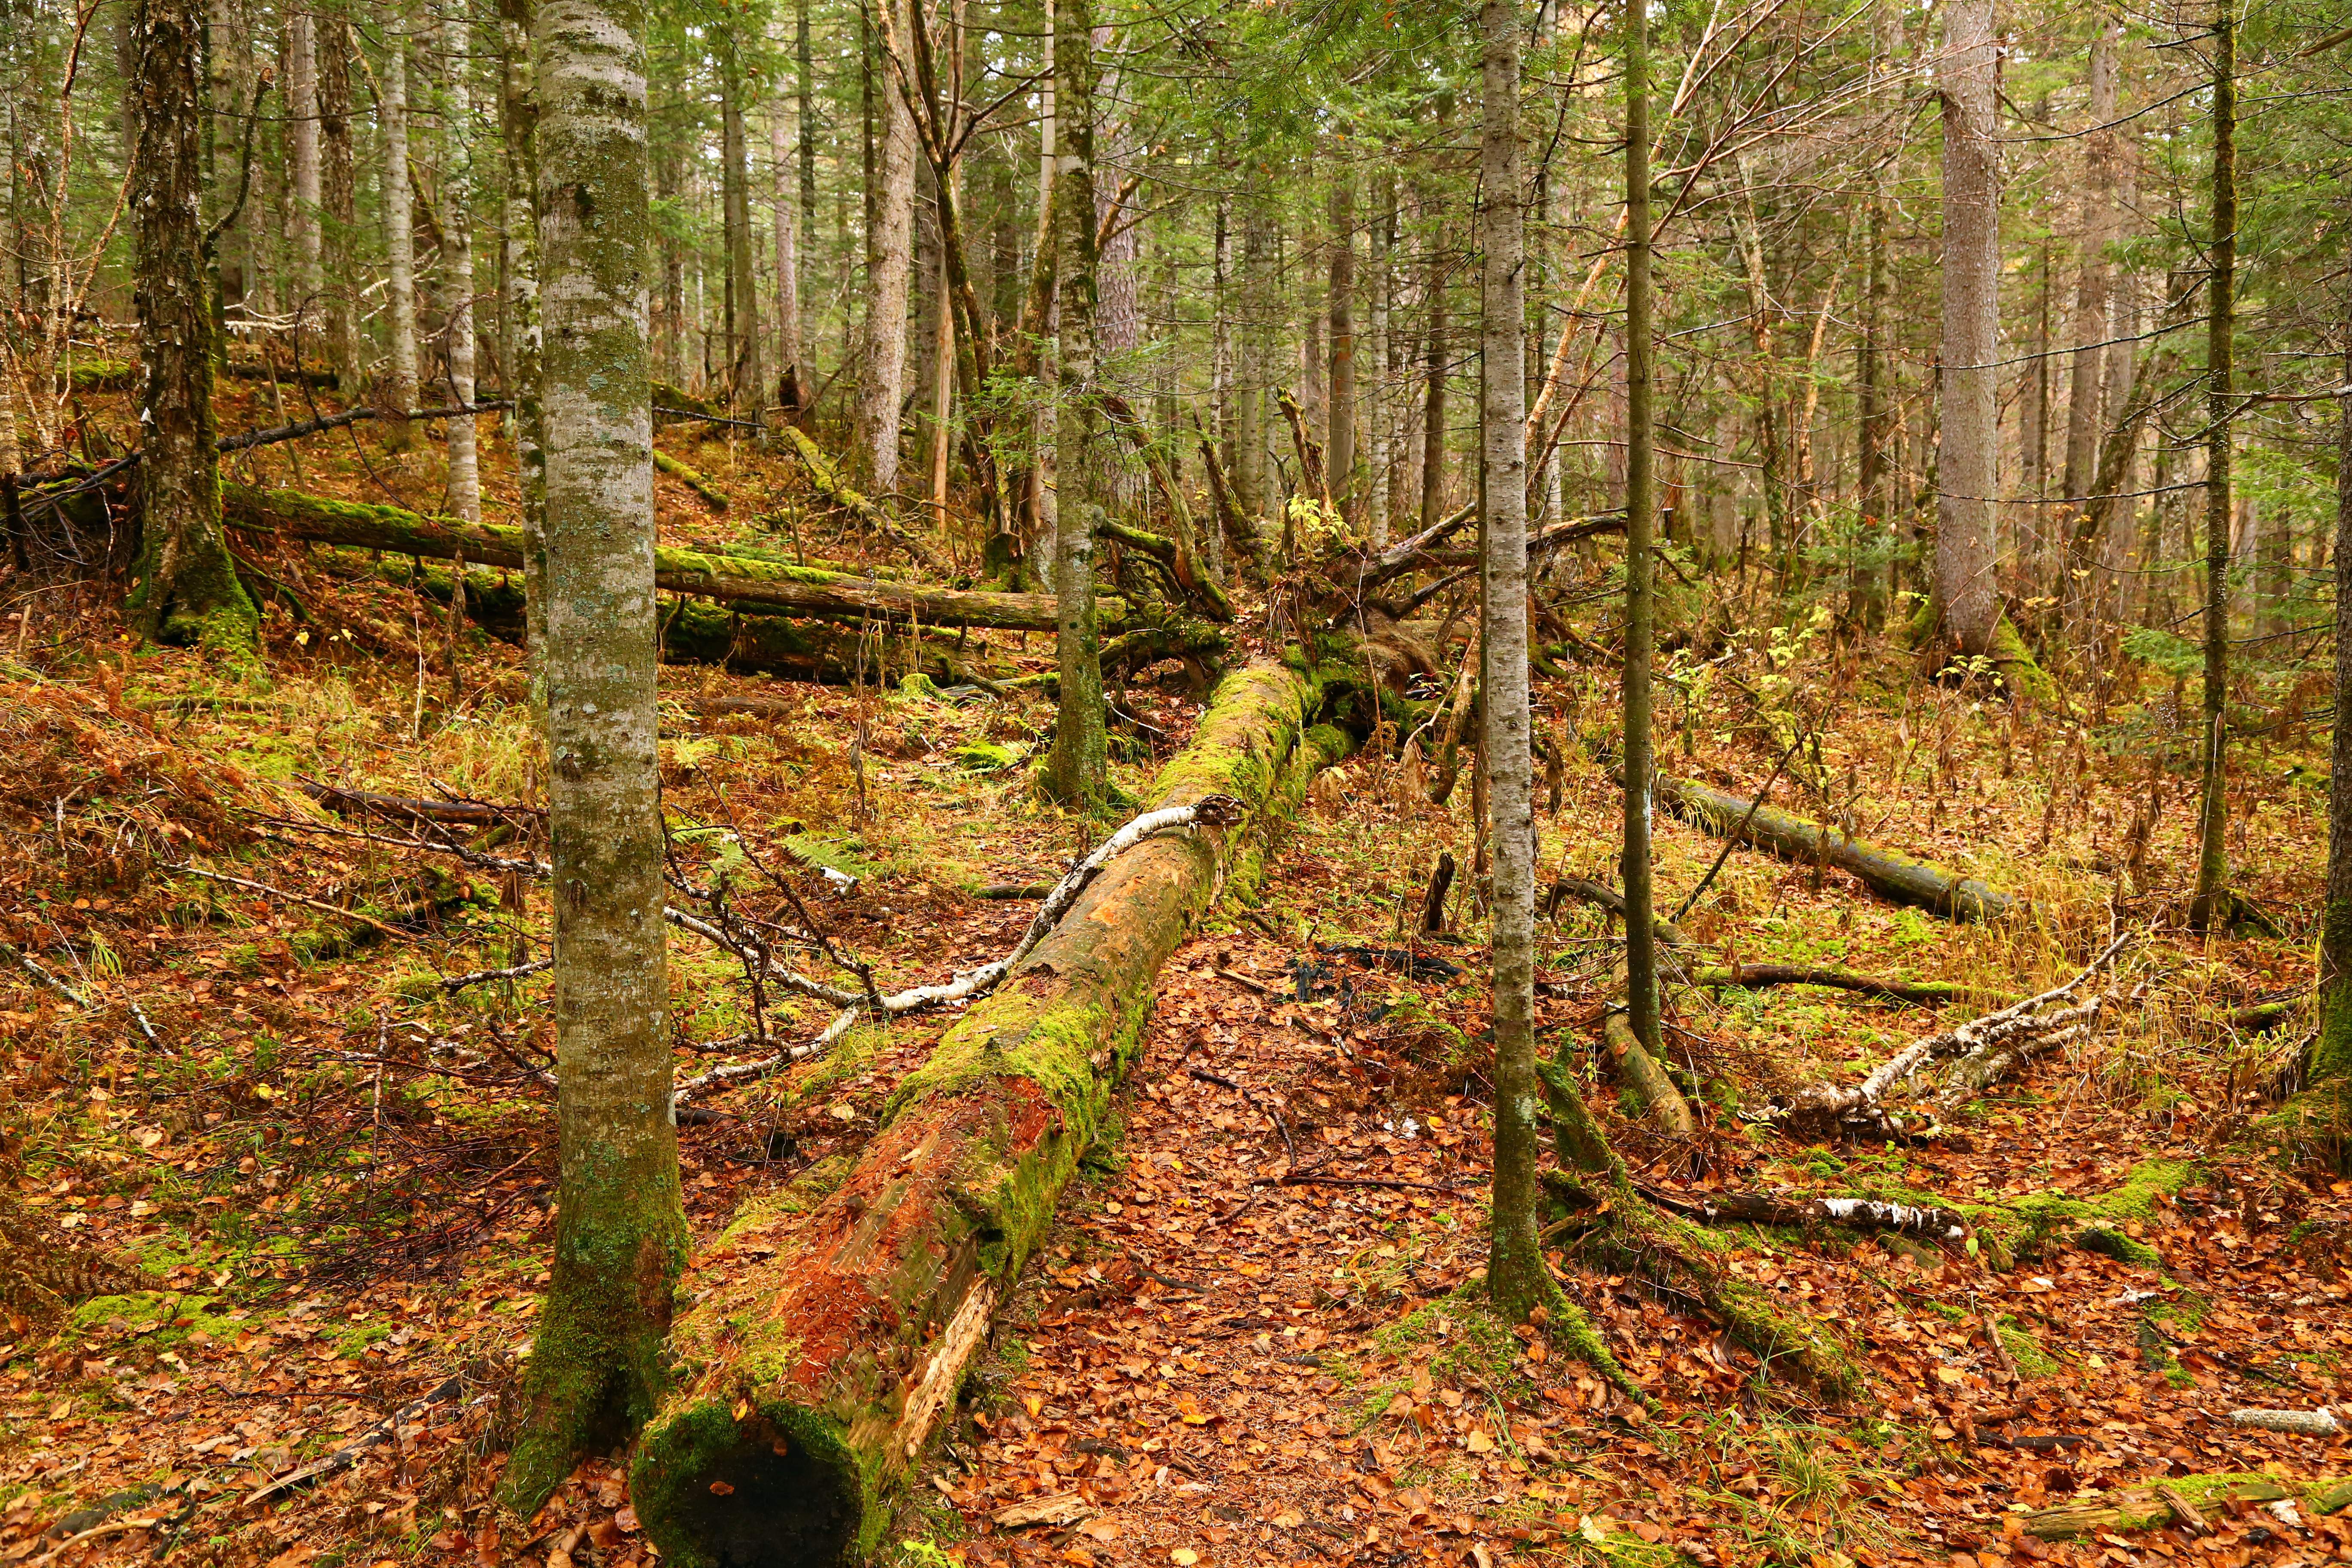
[631, 1400, 870, 1568]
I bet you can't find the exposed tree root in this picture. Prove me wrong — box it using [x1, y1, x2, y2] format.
[1601, 1012, 1697, 1135]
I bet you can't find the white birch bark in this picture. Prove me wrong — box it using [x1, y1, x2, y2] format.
[287, 8, 323, 332]
[2060, 10, 2121, 502]
[383, 23, 421, 447]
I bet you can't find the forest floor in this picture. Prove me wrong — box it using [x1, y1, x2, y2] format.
[2, 377, 2348, 1568]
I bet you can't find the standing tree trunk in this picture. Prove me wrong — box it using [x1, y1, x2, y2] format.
[319, 8, 359, 390]
[2314, 291, 2352, 1164]
[1368, 168, 1393, 548]
[128, 0, 257, 651]
[1856, 169, 1891, 626]
[2191, 0, 2236, 930]
[1038, 0, 1106, 810]
[1934, 0, 2002, 655]
[853, 0, 918, 493]
[1327, 166, 1356, 525]
[718, 26, 762, 413]
[2060, 11, 2121, 504]
[498, 0, 545, 694]
[383, 17, 421, 446]
[1420, 177, 1449, 531]
[1234, 193, 1269, 517]
[1478, 0, 1542, 1320]
[1620, 0, 1659, 1057]
[442, 0, 481, 521]
[770, 102, 802, 413]
[497, 0, 686, 1511]
[287, 6, 322, 336]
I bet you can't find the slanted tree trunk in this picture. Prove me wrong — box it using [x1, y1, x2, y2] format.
[852, 0, 918, 493]
[628, 662, 1350, 1568]
[318, 8, 359, 390]
[1478, 0, 1546, 1322]
[2060, 11, 2122, 504]
[2191, 0, 2236, 930]
[128, 0, 257, 651]
[1934, 0, 2002, 655]
[383, 21, 421, 448]
[441, 0, 482, 521]
[1038, 0, 1107, 809]
[497, 0, 545, 692]
[498, 0, 687, 1510]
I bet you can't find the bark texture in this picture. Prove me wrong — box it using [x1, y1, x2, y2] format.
[496, 0, 545, 693]
[2059, 13, 2121, 502]
[2191, 0, 2236, 930]
[1477, 0, 1544, 1323]
[851, 0, 918, 492]
[628, 661, 1348, 1568]
[2311, 300, 2352, 1159]
[1653, 772, 2015, 921]
[127, 0, 257, 651]
[383, 28, 421, 449]
[441, 0, 482, 522]
[499, 0, 688, 1511]
[1933, 0, 2002, 654]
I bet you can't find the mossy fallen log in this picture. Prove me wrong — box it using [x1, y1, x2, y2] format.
[1654, 771, 2015, 922]
[628, 659, 1350, 1568]
[779, 426, 942, 572]
[221, 483, 1112, 632]
[655, 449, 732, 511]
[2021, 1473, 2351, 1541]
[1687, 962, 1996, 1007]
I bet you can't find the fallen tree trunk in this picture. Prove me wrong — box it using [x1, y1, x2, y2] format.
[222, 483, 1115, 632]
[299, 780, 537, 828]
[1687, 962, 1996, 1008]
[1653, 771, 2016, 922]
[779, 425, 942, 572]
[2021, 1473, 2352, 1541]
[655, 450, 732, 511]
[628, 661, 1351, 1567]
[1544, 873, 1688, 946]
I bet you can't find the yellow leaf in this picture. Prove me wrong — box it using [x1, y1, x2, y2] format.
[1171, 1551, 1199, 1566]
[1464, 1427, 1494, 1453]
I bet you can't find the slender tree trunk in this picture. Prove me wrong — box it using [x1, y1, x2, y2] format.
[498, 0, 545, 694]
[2191, 0, 2235, 929]
[498, 0, 685, 1510]
[2061, 12, 2121, 503]
[853, 0, 918, 493]
[287, 7, 322, 334]
[1934, 0, 2002, 654]
[718, 31, 762, 413]
[1235, 191, 1268, 516]
[1420, 191, 1448, 531]
[319, 8, 358, 389]
[2315, 283, 2352, 1158]
[129, 0, 257, 649]
[795, 0, 814, 243]
[1327, 166, 1355, 524]
[1478, 0, 1541, 1319]
[383, 21, 420, 446]
[770, 103, 801, 411]
[1621, 0, 1658, 1057]
[442, 0, 481, 521]
[1368, 168, 1393, 549]
[1038, 0, 1106, 809]
[1856, 172, 1890, 626]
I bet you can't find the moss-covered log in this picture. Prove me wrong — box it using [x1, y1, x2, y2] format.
[2021, 1473, 2351, 1541]
[779, 426, 941, 572]
[628, 661, 1350, 1568]
[655, 449, 732, 511]
[1687, 962, 1996, 1007]
[1654, 771, 2015, 922]
[220, 483, 1115, 632]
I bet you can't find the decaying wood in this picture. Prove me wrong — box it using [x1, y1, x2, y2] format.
[2230, 1407, 2341, 1437]
[1544, 873, 1689, 946]
[627, 661, 1351, 1568]
[655, 449, 732, 511]
[1645, 1187, 1970, 1241]
[299, 779, 538, 828]
[2020, 1473, 2352, 1541]
[221, 484, 1102, 632]
[1421, 850, 1457, 934]
[1773, 933, 2132, 1135]
[1653, 770, 2016, 922]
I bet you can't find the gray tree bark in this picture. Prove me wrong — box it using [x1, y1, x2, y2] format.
[1038, 0, 1107, 809]
[718, 22, 763, 413]
[1620, 0, 1659, 1057]
[383, 21, 421, 448]
[319, 9, 359, 389]
[1478, 0, 1541, 1319]
[852, 0, 918, 493]
[441, 0, 481, 521]
[286, 8, 323, 334]
[2060, 11, 2121, 503]
[1933, 0, 2003, 654]
[499, 0, 686, 1511]
[1328, 167, 1356, 525]
[770, 100, 801, 409]
[2191, 0, 2235, 928]
[497, 0, 545, 694]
